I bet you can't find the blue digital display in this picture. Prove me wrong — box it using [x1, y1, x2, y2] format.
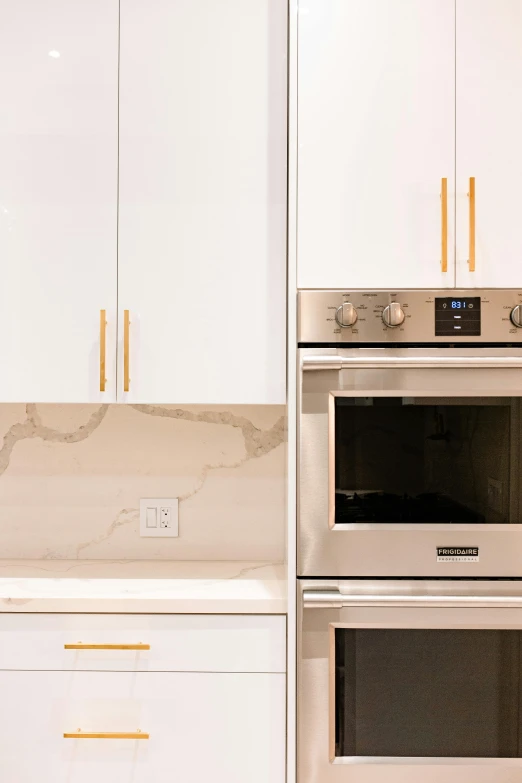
[435, 297, 481, 336]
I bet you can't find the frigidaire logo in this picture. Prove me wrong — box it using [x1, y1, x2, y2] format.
[437, 547, 479, 562]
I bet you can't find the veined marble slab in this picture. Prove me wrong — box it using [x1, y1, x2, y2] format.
[0, 560, 287, 614]
[0, 403, 286, 561]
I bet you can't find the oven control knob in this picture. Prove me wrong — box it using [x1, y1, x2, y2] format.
[510, 304, 522, 328]
[382, 302, 405, 328]
[335, 302, 358, 328]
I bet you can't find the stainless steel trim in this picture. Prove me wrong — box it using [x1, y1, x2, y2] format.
[327, 394, 336, 529]
[328, 624, 335, 761]
[302, 579, 522, 595]
[302, 354, 522, 371]
[303, 589, 522, 609]
[332, 757, 522, 767]
[302, 355, 343, 371]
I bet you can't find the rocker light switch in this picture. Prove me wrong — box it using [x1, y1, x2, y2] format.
[146, 507, 157, 528]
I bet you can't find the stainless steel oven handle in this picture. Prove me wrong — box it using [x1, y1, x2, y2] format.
[303, 590, 522, 609]
[302, 355, 522, 371]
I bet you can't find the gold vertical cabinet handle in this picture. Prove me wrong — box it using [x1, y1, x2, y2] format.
[468, 176, 476, 272]
[440, 178, 448, 272]
[64, 643, 150, 650]
[124, 309, 130, 392]
[64, 730, 149, 740]
[99, 310, 107, 392]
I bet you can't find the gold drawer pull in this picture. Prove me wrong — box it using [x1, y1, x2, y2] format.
[64, 643, 150, 651]
[124, 309, 130, 392]
[64, 730, 149, 740]
[440, 177, 448, 272]
[468, 176, 476, 272]
[99, 310, 107, 392]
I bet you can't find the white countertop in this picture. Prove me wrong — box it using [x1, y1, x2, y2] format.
[0, 560, 287, 614]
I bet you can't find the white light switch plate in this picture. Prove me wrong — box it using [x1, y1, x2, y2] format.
[140, 498, 179, 537]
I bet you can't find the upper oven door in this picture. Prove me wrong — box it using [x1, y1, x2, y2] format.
[299, 348, 522, 577]
[299, 581, 522, 783]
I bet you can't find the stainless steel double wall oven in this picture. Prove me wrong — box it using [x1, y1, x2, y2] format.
[298, 290, 522, 782]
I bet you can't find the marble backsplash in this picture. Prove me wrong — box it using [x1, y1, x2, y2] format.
[0, 404, 286, 561]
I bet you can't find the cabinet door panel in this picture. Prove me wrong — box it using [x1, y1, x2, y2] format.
[118, 0, 287, 404]
[0, 613, 286, 673]
[298, 0, 455, 289]
[0, 671, 286, 783]
[456, 0, 522, 288]
[0, 0, 118, 401]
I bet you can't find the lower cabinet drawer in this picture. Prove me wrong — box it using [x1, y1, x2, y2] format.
[0, 614, 286, 672]
[0, 670, 286, 783]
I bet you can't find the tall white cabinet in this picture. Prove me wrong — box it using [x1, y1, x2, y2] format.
[0, 0, 287, 404]
[0, 0, 118, 402]
[118, 0, 288, 404]
[298, 0, 522, 291]
[297, 0, 455, 290]
[456, 0, 522, 288]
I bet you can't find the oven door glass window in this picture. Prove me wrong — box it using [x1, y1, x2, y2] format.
[335, 628, 522, 758]
[334, 397, 519, 524]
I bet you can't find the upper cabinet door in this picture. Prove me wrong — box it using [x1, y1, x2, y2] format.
[456, 0, 522, 288]
[118, 0, 287, 404]
[0, 1, 118, 402]
[297, 0, 456, 290]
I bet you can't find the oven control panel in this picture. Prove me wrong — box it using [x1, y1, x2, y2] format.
[298, 289, 522, 344]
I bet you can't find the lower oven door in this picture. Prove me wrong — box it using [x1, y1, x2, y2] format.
[299, 581, 522, 783]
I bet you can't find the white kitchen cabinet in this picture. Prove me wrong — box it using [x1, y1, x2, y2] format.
[456, 0, 522, 288]
[118, 0, 287, 404]
[0, 670, 286, 783]
[297, 0, 456, 290]
[0, 0, 118, 402]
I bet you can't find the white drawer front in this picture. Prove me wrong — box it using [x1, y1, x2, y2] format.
[0, 614, 286, 672]
[0, 670, 286, 783]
